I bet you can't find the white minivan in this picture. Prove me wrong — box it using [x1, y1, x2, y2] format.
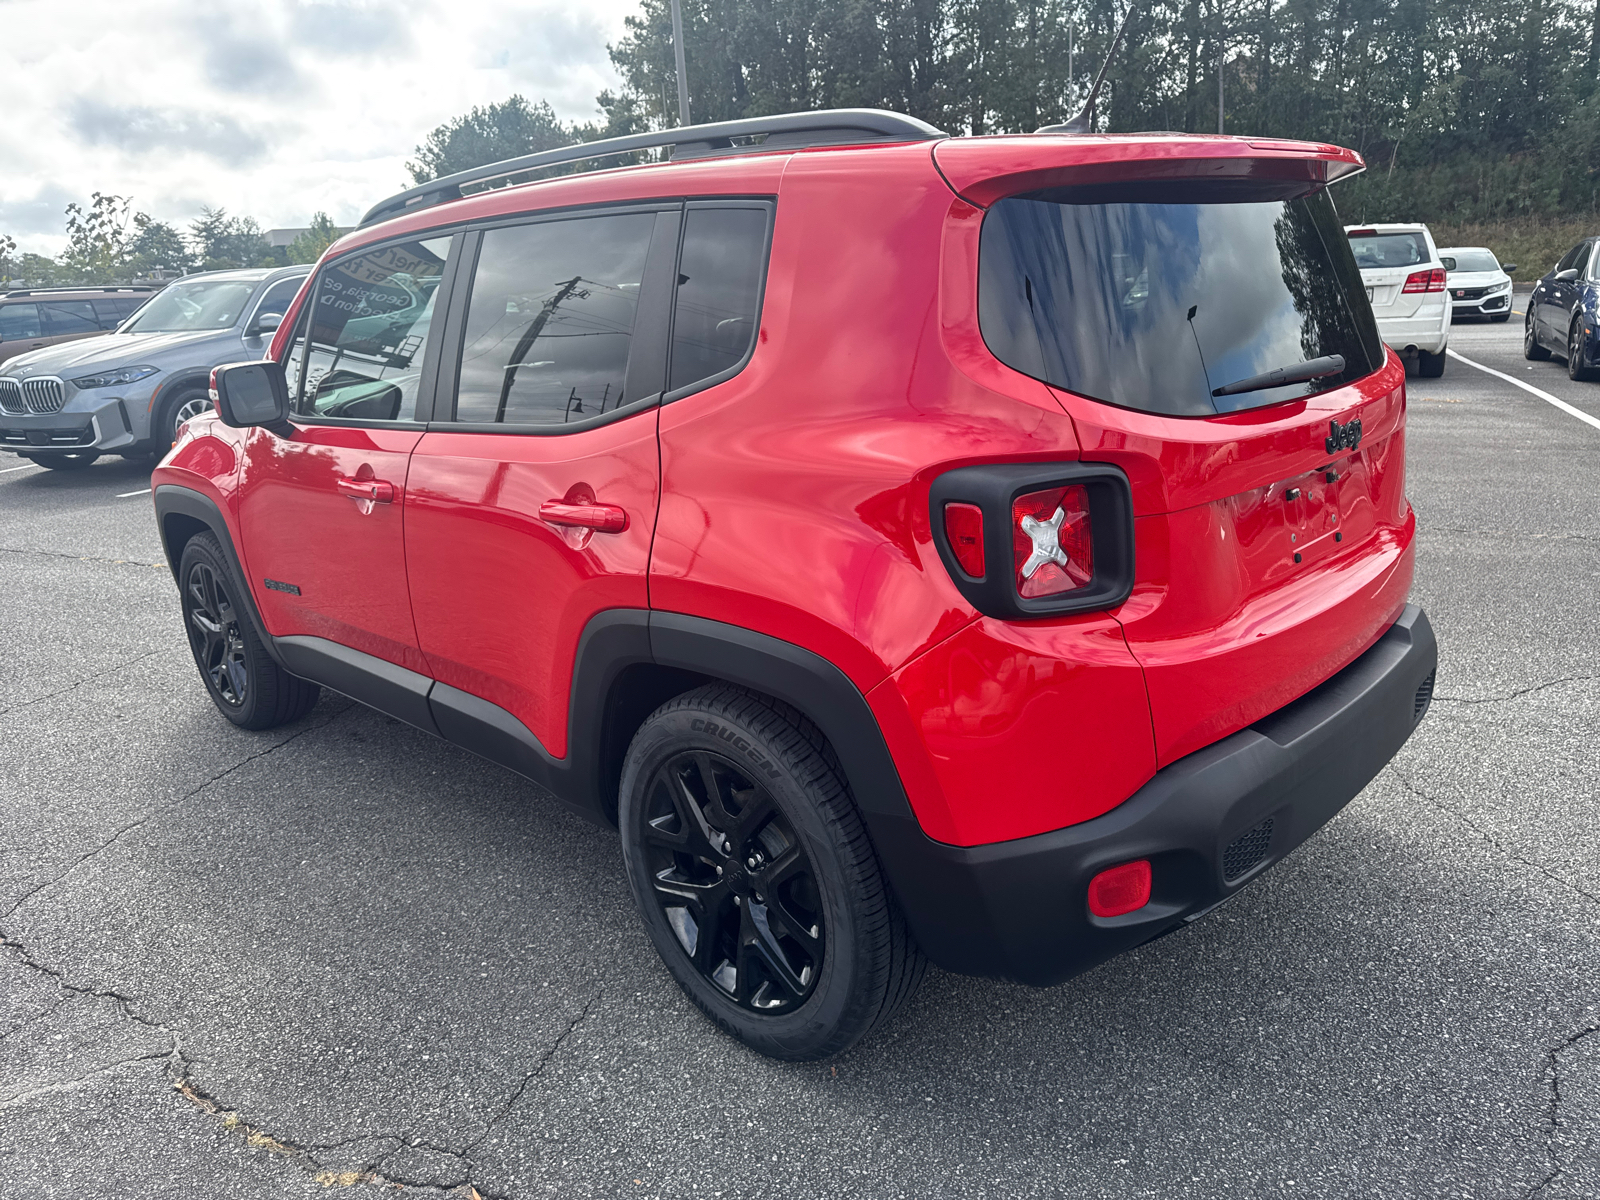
[1345, 223, 1450, 377]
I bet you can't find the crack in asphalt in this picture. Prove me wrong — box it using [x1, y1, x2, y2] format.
[1426, 525, 1600, 545]
[0, 1050, 175, 1108]
[1385, 765, 1600, 910]
[0, 543, 167, 570]
[1433, 675, 1598, 707]
[0, 648, 167, 719]
[0, 704, 351, 926]
[1529, 1023, 1600, 1198]
[464, 991, 601, 1153]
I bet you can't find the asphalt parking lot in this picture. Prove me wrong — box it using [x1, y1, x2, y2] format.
[3, 315, 1598, 1199]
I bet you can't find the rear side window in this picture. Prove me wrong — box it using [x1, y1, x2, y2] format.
[253, 277, 304, 323]
[41, 300, 100, 336]
[1347, 230, 1431, 269]
[293, 235, 451, 421]
[92, 299, 130, 327]
[668, 205, 768, 393]
[0, 303, 41, 341]
[453, 213, 655, 425]
[980, 186, 1385, 416]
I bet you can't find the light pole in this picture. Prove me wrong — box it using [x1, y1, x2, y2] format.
[670, 0, 691, 127]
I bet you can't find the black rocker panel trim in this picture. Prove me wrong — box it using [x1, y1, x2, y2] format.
[152, 484, 287, 670]
[274, 636, 439, 737]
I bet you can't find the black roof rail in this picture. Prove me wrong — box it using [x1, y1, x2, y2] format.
[360, 108, 947, 228]
[1, 285, 158, 297]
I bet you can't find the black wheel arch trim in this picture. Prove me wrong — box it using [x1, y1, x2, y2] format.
[153, 484, 288, 670]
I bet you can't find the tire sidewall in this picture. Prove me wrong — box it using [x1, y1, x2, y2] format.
[618, 701, 868, 1059]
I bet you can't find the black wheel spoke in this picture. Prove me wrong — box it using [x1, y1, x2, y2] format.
[743, 902, 810, 1003]
[636, 744, 825, 1016]
[670, 769, 726, 860]
[184, 561, 248, 708]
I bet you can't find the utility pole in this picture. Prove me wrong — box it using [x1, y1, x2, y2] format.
[1218, 44, 1225, 133]
[1069, 20, 1075, 107]
[670, 0, 691, 127]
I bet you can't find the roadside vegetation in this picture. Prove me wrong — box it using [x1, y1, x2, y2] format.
[10, 0, 1597, 286]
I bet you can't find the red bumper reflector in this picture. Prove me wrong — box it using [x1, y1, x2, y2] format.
[943, 502, 986, 578]
[1087, 859, 1152, 917]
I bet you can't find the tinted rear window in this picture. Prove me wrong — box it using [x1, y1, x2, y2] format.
[980, 186, 1385, 416]
[1442, 249, 1498, 273]
[1347, 230, 1431, 269]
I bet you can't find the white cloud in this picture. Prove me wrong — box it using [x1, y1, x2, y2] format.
[0, 0, 634, 255]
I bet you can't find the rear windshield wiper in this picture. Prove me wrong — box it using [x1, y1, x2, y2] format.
[1212, 354, 1345, 398]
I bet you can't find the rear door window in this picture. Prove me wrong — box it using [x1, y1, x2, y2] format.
[980, 185, 1385, 416]
[1346, 230, 1431, 269]
[0, 303, 41, 341]
[292, 235, 451, 422]
[452, 212, 655, 425]
[668, 204, 769, 393]
[40, 300, 100, 336]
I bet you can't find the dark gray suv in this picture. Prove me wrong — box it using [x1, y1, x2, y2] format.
[0, 265, 309, 469]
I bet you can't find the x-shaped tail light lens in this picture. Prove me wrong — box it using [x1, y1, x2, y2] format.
[1012, 485, 1093, 599]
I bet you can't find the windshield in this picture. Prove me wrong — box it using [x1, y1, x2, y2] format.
[1346, 231, 1431, 269]
[1442, 249, 1499, 273]
[979, 185, 1385, 416]
[122, 280, 256, 333]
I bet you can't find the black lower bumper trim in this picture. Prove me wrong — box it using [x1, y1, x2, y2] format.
[870, 605, 1438, 986]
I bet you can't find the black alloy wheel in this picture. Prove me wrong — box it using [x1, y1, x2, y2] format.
[184, 559, 250, 708]
[1526, 310, 1552, 360]
[619, 686, 925, 1060]
[1570, 319, 1597, 381]
[639, 748, 826, 1014]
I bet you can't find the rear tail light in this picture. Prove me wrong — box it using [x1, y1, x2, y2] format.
[1402, 268, 1447, 294]
[929, 464, 1135, 620]
[1012, 485, 1092, 598]
[1087, 860, 1152, 917]
[943, 502, 986, 578]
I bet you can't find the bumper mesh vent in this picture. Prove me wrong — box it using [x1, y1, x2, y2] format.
[1414, 669, 1436, 722]
[0, 380, 24, 416]
[1223, 817, 1274, 883]
[22, 378, 65, 414]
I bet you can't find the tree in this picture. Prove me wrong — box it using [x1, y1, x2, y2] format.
[287, 212, 342, 264]
[62, 192, 134, 281]
[189, 207, 273, 270]
[0, 234, 16, 288]
[124, 214, 192, 276]
[408, 95, 579, 183]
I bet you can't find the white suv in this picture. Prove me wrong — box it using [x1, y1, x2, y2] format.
[1345, 223, 1450, 377]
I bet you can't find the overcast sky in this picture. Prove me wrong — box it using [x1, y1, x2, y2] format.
[1, 0, 637, 255]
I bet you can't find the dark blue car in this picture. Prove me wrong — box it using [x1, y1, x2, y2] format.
[1526, 236, 1600, 380]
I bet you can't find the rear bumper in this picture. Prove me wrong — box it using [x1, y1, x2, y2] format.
[1377, 311, 1450, 353]
[872, 605, 1437, 986]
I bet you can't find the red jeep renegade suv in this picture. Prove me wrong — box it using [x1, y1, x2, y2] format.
[152, 110, 1436, 1061]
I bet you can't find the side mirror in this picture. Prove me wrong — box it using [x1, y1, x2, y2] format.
[249, 311, 283, 336]
[1439, 257, 1456, 271]
[1501, 263, 1518, 275]
[211, 360, 292, 435]
[1556, 268, 1581, 282]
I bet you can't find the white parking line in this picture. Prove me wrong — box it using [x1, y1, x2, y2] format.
[1447, 348, 1600, 434]
[117, 488, 152, 498]
[0, 462, 40, 474]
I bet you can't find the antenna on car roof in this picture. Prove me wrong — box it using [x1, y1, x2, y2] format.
[1037, 5, 1136, 135]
